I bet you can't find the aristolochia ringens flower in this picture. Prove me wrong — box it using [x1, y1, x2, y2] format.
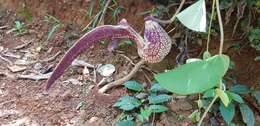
[46, 19, 172, 89]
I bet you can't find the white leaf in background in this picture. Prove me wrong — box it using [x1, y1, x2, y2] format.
[176, 0, 207, 32]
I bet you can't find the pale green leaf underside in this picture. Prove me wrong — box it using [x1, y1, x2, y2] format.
[176, 0, 207, 32]
[239, 104, 255, 126]
[155, 55, 229, 95]
[216, 89, 230, 107]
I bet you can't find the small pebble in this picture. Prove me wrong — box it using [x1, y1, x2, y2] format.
[33, 62, 42, 70]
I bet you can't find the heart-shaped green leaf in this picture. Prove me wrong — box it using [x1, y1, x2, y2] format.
[230, 84, 251, 94]
[123, 80, 144, 92]
[116, 120, 136, 126]
[239, 104, 255, 126]
[219, 102, 235, 124]
[113, 95, 141, 111]
[226, 92, 244, 103]
[148, 105, 168, 113]
[155, 55, 229, 95]
[252, 91, 260, 104]
[176, 0, 207, 32]
[148, 94, 172, 104]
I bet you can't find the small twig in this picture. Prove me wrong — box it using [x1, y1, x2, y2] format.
[17, 72, 52, 81]
[0, 55, 13, 65]
[167, 1, 193, 9]
[98, 59, 146, 93]
[232, 1, 246, 37]
[118, 53, 135, 65]
[206, 0, 216, 52]
[0, 25, 8, 30]
[97, 77, 107, 87]
[98, 0, 112, 25]
[197, 96, 218, 126]
[40, 51, 61, 62]
[14, 60, 37, 66]
[13, 51, 60, 66]
[0, 70, 17, 79]
[2, 52, 21, 59]
[117, 52, 156, 74]
[0, 99, 15, 107]
[82, 12, 101, 32]
[152, 112, 156, 126]
[71, 59, 94, 68]
[167, 27, 176, 34]
[93, 64, 97, 83]
[141, 66, 157, 75]
[141, 70, 152, 85]
[146, 0, 186, 24]
[14, 40, 32, 50]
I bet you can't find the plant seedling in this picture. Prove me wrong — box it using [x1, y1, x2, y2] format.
[114, 81, 172, 125]
[7, 21, 27, 36]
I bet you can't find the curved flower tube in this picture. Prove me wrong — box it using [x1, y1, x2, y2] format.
[46, 19, 172, 90]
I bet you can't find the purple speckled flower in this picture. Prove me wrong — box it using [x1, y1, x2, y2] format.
[138, 20, 172, 63]
[46, 19, 172, 89]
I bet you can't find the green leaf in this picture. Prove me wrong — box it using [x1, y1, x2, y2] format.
[252, 91, 260, 104]
[228, 60, 235, 69]
[248, 28, 260, 51]
[123, 81, 144, 92]
[226, 92, 244, 103]
[203, 51, 211, 60]
[15, 21, 23, 29]
[239, 104, 255, 126]
[155, 55, 230, 95]
[137, 108, 152, 122]
[219, 102, 235, 124]
[47, 24, 60, 41]
[230, 84, 251, 94]
[216, 89, 230, 107]
[203, 89, 215, 98]
[176, 0, 206, 32]
[148, 94, 172, 104]
[150, 83, 168, 93]
[113, 96, 141, 111]
[188, 109, 200, 122]
[148, 105, 168, 113]
[112, 6, 125, 19]
[86, 1, 94, 18]
[116, 120, 136, 126]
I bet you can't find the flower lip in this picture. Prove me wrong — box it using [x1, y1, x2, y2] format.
[138, 19, 172, 63]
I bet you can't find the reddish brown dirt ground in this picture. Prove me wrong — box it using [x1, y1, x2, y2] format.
[0, 0, 259, 126]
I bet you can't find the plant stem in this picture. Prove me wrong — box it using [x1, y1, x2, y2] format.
[216, 0, 224, 54]
[198, 0, 224, 125]
[170, 0, 186, 22]
[146, 0, 186, 24]
[206, 0, 216, 52]
[197, 95, 218, 126]
[98, 59, 146, 93]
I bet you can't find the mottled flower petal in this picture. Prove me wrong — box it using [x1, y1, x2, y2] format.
[138, 20, 172, 63]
